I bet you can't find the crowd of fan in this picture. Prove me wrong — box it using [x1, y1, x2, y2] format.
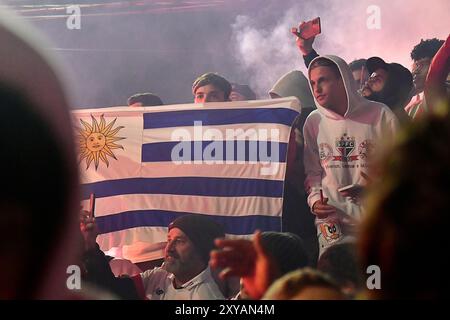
[1, 9, 449, 299]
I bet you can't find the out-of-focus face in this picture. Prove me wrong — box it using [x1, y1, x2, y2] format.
[164, 228, 204, 278]
[194, 84, 226, 103]
[129, 102, 143, 107]
[309, 66, 347, 112]
[361, 68, 389, 97]
[411, 58, 431, 93]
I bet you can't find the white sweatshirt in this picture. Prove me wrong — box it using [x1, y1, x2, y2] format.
[303, 55, 400, 221]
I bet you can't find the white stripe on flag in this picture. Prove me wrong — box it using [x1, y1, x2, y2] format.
[143, 123, 291, 144]
[82, 193, 283, 217]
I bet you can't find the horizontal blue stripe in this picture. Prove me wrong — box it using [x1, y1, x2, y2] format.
[81, 177, 283, 199]
[143, 108, 299, 129]
[96, 210, 281, 235]
[141, 140, 287, 162]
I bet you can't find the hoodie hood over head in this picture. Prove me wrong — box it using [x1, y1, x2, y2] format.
[307, 55, 372, 120]
[270, 70, 316, 109]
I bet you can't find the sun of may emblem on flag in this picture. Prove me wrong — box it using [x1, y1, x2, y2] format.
[77, 114, 125, 170]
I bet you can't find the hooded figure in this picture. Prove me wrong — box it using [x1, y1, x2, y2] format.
[269, 70, 319, 263]
[269, 70, 316, 109]
[269, 70, 317, 185]
[0, 10, 80, 299]
[303, 55, 399, 256]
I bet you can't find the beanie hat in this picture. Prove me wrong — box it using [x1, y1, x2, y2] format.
[192, 72, 232, 99]
[260, 232, 309, 276]
[168, 214, 225, 265]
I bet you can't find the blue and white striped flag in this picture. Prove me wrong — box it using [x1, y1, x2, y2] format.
[72, 97, 300, 260]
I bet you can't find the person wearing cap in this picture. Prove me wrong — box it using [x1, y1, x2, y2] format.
[269, 70, 319, 264]
[127, 92, 164, 107]
[81, 214, 225, 300]
[361, 57, 414, 124]
[192, 72, 232, 103]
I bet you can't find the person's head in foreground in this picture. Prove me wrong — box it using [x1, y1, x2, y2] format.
[237, 232, 309, 299]
[317, 241, 364, 297]
[165, 214, 225, 285]
[0, 10, 80, 299]
[359, 106, 450, 299]
[192, 72, 232, 103]
[210, 230, 310, 300]
[263, 267, 346, 300]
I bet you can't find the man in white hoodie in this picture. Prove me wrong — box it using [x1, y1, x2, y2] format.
[303, 56, 399, 256]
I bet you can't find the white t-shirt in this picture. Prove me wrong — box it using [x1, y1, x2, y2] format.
[140, 266, 224, 300]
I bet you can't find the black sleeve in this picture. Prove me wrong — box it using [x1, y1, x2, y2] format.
[83, 244, 141, 300]
[303, 49, 319, 68]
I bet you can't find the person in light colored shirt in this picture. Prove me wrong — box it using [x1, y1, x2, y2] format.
[139, 263, 223, 300]
[82, 214, 225, 300]
[136, 214, 225, 300]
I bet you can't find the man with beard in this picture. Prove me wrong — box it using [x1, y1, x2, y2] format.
[81, 214, 225, 299]
[361, 57, 413, 124]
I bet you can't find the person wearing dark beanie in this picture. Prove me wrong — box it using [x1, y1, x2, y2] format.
[81, 214, 226, 299]
[192, 72, 232, 103]
[168, 214, 225, 265]
[210, 231, 309, 299]
[260, 232, 309, 276]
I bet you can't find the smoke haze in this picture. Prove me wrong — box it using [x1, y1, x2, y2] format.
[3, 0, 448, 107]
[230, 0, 450, 97]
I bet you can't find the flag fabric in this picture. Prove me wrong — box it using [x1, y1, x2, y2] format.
[72, 97, 301, 259]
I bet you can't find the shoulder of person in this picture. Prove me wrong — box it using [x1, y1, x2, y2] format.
[304, 109, 322, 125]
[140, 266, 169, 280]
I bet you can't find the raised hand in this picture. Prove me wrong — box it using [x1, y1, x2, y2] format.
[210, 231, 276, 299]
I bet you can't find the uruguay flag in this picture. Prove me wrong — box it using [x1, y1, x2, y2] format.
[72, 97, 300, 262]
